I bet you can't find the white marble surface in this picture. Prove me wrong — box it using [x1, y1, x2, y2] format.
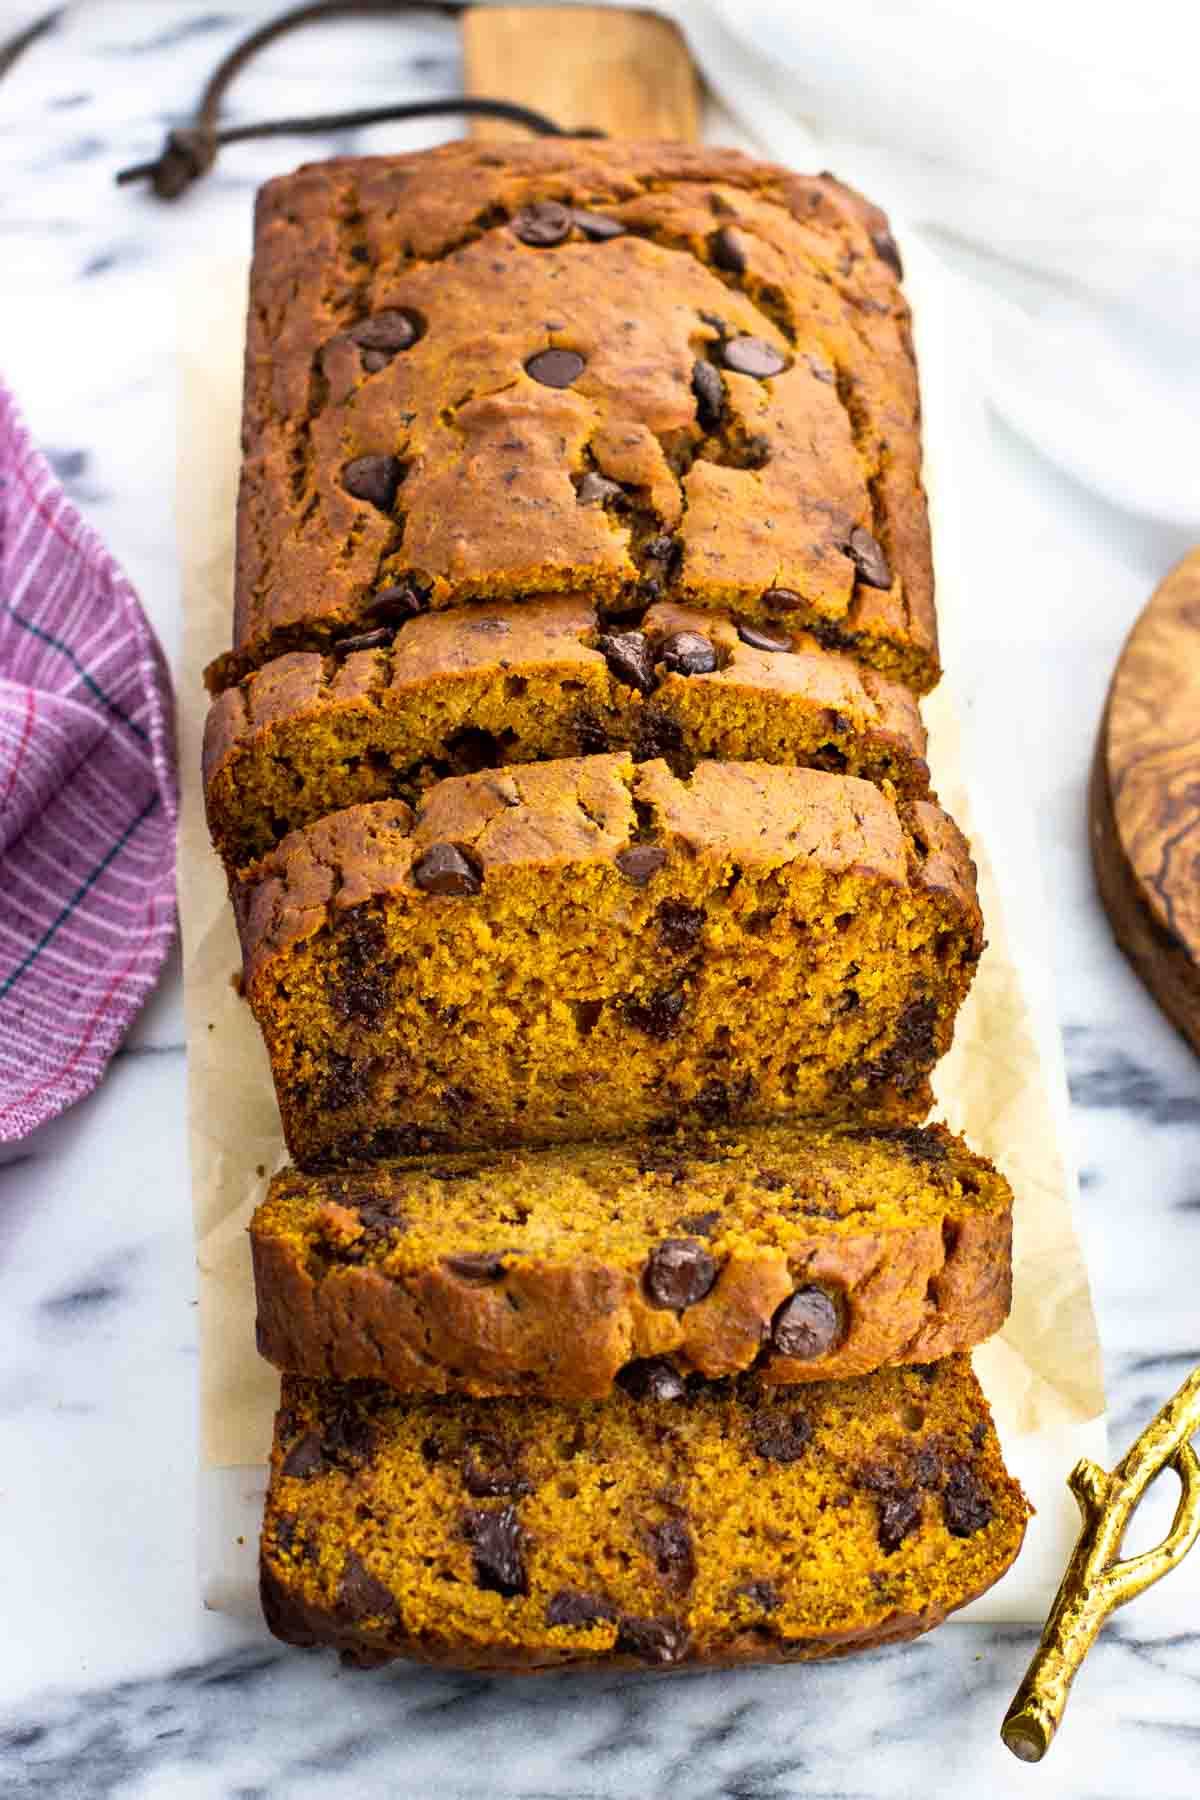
[2, 4, 1199, 1794]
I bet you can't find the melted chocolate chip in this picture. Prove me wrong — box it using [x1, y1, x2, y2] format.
[342, 454, 404, 511]
[737, 623, 792, 653]
[721, 336, 788, 379]
[643, 533, 681, 572]
[644, 1239, 718, 1309]
[321, 1406, 375, 1469]
[804, 353, 836, 384]
[657, 901, 704, 954]
[695, 1074, 753, 1123]
[616, 1615, 691, 1665]
[597, 629, 656, 694]
[750, 1406, 813, 1464]
[633, 705, 685, 763]
[675, 1208, 721, 1237]
[546, 1590, 618, 1627]
[444, 1251, 507, 1281]
[334, 627, 394, 654]
[659, 630, 717, 677]
[331, 912, 389, 1026]
[970, 1420, 988, 1451]
[281, 1432, 325, 1480]
[840, 524, 893, 590]
[943, 1461, 994, 1537]
[361, 349, 390, 374]
[691, 359, 724, 430]
[412, 842, 483, 897]
[771, 1287, 844, 1360]
[625, 985, 686, 1039]
[871, 228, 904, 280]
[646, 1519, 696, 1591]
[463, 1434, 532, 1498]
[350, 309, 419, 354]
[709, 225, 746, 273]
[877, 1487, 923, 1553]
[513, 201, 573, 246]
[615, 844, 667, 886]
[572, 209, 625, 241]
[617, 1358, 686, 1402]
[361, 584, 426, 625]
[736, 1579, 782, 1612]
[576, 471, 625, 507]
[526, 348, 586, 388]
[336, 1552, 398, 1621]
[463, 1505, 528, 1596]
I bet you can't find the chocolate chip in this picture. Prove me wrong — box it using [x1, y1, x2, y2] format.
[877, 1487, 923, 1553]
[597, 629, 655, 695]
[463, 1434, 532, 1498]
[675, 1208, 721, 1237]
[334, 627, 394, 654]
[342, 455, 404, 510]
[943, 1461, 994, 1537]
[574, 709, 610, 754]
[750, 1406, 813, 1463]
[350, 309, 419, 353]
[616, 1615, 691, 1665]
[572, 209, 625, 240]
[643, 533, 681, 572]
[331, 912, 389, 1026]
[546, 1590, 617, 1627]
[644, 1239, 718, 1309]
[771, 1287, 844, 1360]
[657, 901, 704, 954]
[625, 985, 685, 1039]
[804, 353, 836, 384]
[659, 631, 716, 676]
[617, 1357, 686, 1402]
[840, 524, 892, 589]
[615, 844, 666, 886]
[444, 1251, 507, 1281]
[737, 623, 791, 653]
[361, 583, 425, 625]
[645, 1519, 695, 1591]
[361, 349, 390, 374]
[871, 228, 904, 280]
[633, 705, 684, 763]
[970, 1421, 988, 1451]
[762, 587, 802, 613]
[281, 1432, 325, 1480]
[336, 1552, 398, 1621]
[721, 336, 788, 379]
[513, 201, 572, 246]
[463, 1505, 528, 1596]
[321, 1405, 375, 1469]
[412, 842, 483, 897]
[734, 1579, 781, 1612]
[691, 359, 724, 430]
[576, 471, 626, 507]
[526, 348, 586, 388]
[709, 225, 746, 273]
[695, 1074, 754, 1123]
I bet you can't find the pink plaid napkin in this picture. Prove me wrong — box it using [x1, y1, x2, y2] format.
[0, 378, 177, 1141]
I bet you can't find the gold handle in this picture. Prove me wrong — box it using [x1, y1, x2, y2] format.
[1002, 1364, 1200, 1761]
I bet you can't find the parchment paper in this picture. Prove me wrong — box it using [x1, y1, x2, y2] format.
[177, 238, 1106, 1627]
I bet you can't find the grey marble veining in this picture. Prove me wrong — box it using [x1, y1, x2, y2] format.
[2, 3, 1199, 1795]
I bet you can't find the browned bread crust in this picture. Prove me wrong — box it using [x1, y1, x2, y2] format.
[233, 756, 982, 1164]
[259, 1355, 1029, 1671]
[204, 595, 930, 869]
[251, 1121, 1012, 1399]
[215, 140, 936, 694]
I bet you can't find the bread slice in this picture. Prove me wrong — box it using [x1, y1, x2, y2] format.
[259, 1354, 1029, 1671]
[204, 596, 929, 870]
[234, 755, 982, 1166]
[251, 1121, 1011, 1399]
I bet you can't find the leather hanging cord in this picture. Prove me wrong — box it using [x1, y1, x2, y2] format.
[114, 0, 580, 202]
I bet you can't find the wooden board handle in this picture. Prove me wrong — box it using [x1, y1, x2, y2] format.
[462, 6, 700, 141]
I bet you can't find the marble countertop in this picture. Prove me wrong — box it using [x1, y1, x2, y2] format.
[2, 4, 1199, 1795]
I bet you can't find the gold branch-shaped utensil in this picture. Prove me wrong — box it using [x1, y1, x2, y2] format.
[1002, 1363, 1200, 1762]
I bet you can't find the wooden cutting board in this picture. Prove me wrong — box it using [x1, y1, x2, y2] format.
[1090, 549, 1200, 1053]
[463, 5, 701, 140]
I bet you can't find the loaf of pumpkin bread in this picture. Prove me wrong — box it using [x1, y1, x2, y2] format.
[205, 598, 929, 871]
[234, 755, 981, 1166]
[260, 1355, 1029, 1671]
[212, 140, 936, 694]
[251, 1121, 1012, 1398]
